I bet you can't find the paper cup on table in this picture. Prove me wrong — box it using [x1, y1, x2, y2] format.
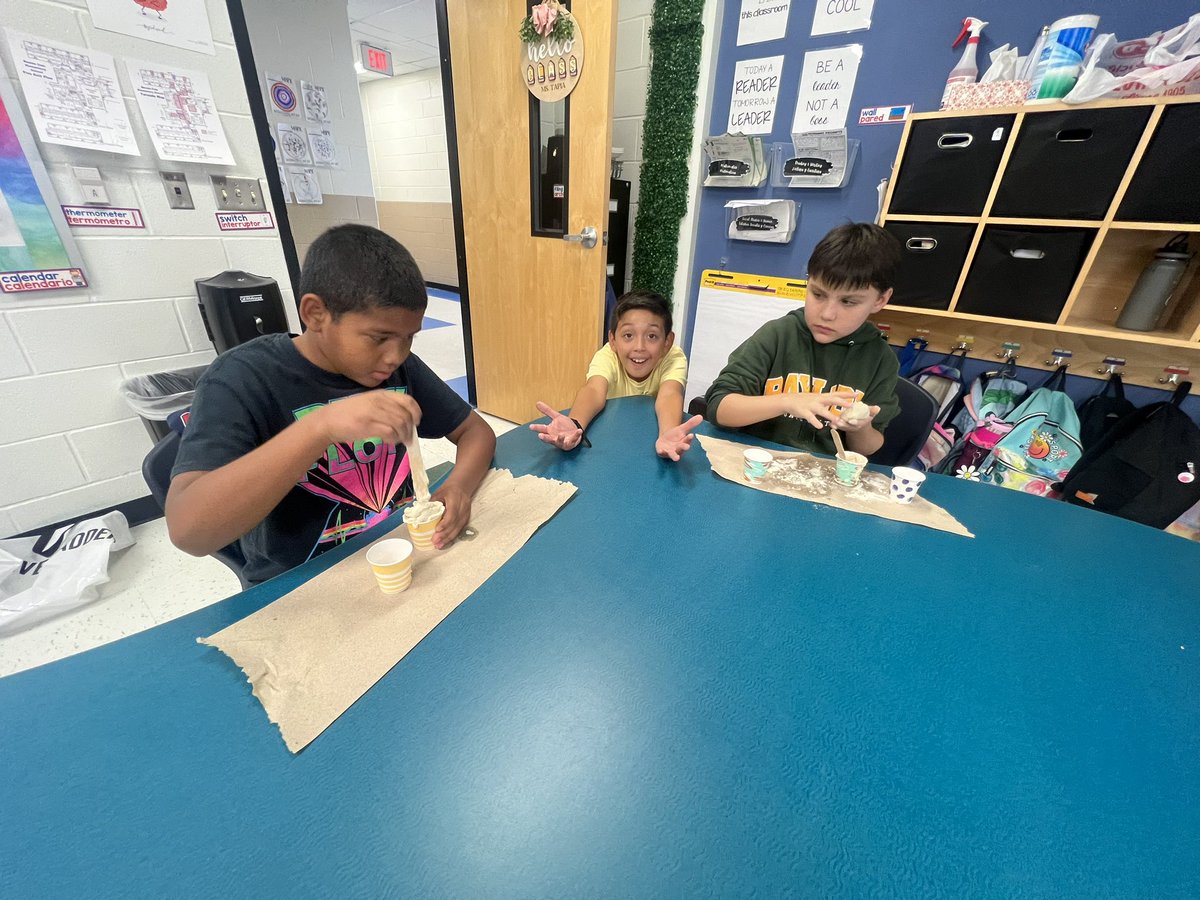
[403, 500, 445, 550]
[366, 538, 414, 594]
[834, 451, 868, 486]
[889, 466, 927, 503]
[743, 448, 773, 483]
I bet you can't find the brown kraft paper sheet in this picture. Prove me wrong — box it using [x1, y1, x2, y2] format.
[199, 469, 577, 753]
[698, 435, 973, 539]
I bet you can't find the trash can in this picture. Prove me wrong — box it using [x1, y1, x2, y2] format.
[119, 365, 208, 443]
[194, 270, 288, 354]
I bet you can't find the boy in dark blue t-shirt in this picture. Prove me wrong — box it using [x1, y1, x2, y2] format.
[168, 225, 495, 584]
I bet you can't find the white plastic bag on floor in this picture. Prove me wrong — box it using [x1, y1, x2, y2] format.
[0, 511, 134, 636]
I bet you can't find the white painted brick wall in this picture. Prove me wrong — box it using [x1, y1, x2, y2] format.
[362, 69, 452, 204]
[0, 0, 291, 536]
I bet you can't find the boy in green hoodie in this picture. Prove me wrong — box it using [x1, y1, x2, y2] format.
[704, 223, 902, 458]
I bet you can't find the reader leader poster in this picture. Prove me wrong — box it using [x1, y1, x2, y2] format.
[0, 79, 87, 295]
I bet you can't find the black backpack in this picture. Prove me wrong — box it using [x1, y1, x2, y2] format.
[1076, 373, 1136, 450]
[1061, 382, 1200, 529]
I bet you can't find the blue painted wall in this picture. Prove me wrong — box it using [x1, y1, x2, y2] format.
[684, 1, 1200, 416]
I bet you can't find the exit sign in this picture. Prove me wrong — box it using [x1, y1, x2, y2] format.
[359, 43, 393, 76]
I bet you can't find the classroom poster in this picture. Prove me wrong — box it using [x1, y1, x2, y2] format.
[790, 44, 861, 133]
[85, 0, 215, 55]
[0, 80, 87, 294]
[126, 59, 234, 164]
[811, 0, 875, 36]
[727, 56, 784, 135]
[265, 73, 299, 118]
[737, 0, 792, 45]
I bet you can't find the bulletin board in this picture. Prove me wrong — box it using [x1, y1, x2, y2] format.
[683, 0, 1197, 351]
[0, 78, 87, 295]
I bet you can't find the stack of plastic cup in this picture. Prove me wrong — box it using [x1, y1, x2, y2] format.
[889, 467, 927, 503]
[743, 448, 773, 483]
[366, 538, 414, 593]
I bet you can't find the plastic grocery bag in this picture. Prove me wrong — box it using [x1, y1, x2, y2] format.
[1066, 14, 1200, 102]
[0, 511, 134, 636]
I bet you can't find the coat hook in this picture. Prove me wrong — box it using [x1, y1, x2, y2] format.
[1044, 347, 1073, 366]
[953, 334, 974, 352]
[994, 340, 1021, 362]
[1158, 365, 1189, 385]
[1096, 356, 1127, 376]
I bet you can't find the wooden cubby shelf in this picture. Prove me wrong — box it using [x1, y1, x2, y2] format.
[878, 95, 1200, 389]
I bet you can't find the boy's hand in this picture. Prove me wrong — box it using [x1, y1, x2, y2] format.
[656, 414, 703, 461]
[431, 482, 470, 549]
[780, 391, 857, 429]
[832, 404, 880, 433]
[313, 390, 421, 446]
[529, 401, 584, 451]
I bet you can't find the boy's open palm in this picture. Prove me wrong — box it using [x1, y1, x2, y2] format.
[782, 391, 857, 429]
[315, 390, 422, 446]
[656, 414, 703, 461]
[529, 401, 583, 451]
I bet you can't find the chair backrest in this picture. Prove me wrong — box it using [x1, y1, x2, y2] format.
[874, 379, 938, 468]
[142, 432, 249, 588]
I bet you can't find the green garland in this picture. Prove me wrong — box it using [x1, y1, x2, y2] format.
[518, 11, 575, 45]
[630, 0, 705, 304]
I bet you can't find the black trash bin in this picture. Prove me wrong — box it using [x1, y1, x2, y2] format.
[119, 365, 208, 443]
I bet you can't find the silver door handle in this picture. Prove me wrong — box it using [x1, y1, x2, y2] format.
[562, 226, 598, 249]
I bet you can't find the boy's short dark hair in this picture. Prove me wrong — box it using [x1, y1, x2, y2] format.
[807, 223, 902, 293]
[298, 224, 426, 318]
[610, 290, 672, 334]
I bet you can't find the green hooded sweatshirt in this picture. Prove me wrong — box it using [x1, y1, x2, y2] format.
[704, 309, 900, 456]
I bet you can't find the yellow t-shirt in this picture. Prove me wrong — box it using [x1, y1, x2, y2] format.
[586, 344, 689, 399]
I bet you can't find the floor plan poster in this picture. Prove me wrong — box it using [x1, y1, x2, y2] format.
[126, 59, 234, 164]
[7, 31, 139, 156]
[0, 80, 87, 295]
[86, 0, 215, 55]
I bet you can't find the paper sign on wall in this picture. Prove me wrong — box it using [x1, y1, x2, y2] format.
[86, 0, 215, 55]
[126, 59, 234, 164]
[791, 44, 862, 134]
[265, 73, 300, 117]
[728, 56, 784, 135]
[737, 0, 792, 46]
[811, 0, 875, 36]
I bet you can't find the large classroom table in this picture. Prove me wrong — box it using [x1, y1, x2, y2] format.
[2, 397, 1198, 897]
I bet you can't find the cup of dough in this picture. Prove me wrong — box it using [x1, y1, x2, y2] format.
[834, 451, 868, 486]
[404, 499, 445, 550]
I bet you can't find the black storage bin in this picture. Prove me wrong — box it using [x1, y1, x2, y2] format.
[888, 114, 1016, 216]
[884, 222, 976, 310]
[1118, 104, 1200, 224]
[194, 271, 288, 355]
[957, 226, 1095, 323]
[991, 106, 1151, 220]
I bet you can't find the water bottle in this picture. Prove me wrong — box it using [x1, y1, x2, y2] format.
[1115, 234, 1193, 332]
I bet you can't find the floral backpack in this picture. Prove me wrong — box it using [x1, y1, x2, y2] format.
[977, 367, 1083, 499]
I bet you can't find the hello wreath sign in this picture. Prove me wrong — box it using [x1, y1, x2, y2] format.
[520, 0, 584, 99]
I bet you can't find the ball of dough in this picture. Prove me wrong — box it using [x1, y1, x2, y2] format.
[840, 400, 871, 426]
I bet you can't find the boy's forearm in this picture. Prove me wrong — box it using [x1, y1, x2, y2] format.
[712, 393, 788, 428]
[655, 384, 685, 436]
[442, 413, 496, 496]
[845, 425, 884, 457]
[567, 382, 607, 430]
[166, 415, 330, 556]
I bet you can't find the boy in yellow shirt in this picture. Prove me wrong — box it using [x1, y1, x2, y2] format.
[531, 290, 702, 460]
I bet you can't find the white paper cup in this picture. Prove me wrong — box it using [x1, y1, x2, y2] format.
[366, 538, 414, 593]
[889, 466, 927, 503]
[743, 447, 773, 483]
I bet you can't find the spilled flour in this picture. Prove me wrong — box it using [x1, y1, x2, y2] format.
[766, 457, 891, 502]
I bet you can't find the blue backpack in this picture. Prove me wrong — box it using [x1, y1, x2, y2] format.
[908, 349, 968, 425]
[979, 366, 1082, 499]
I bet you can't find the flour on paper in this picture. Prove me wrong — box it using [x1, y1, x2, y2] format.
[698, 434, 973, 537]
[199, 469, 577, 753]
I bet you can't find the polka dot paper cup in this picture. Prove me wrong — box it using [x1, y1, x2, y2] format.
[889, 466, 927, 503]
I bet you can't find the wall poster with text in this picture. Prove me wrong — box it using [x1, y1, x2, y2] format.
[0, 79, 87, 295]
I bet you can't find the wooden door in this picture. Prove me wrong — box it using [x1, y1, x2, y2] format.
[446, 0, 616, 423]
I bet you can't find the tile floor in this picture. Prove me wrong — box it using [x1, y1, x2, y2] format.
[0, 289, 518, 679]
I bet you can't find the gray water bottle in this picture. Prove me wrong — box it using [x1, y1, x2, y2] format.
[1116, 234, 1193, 332]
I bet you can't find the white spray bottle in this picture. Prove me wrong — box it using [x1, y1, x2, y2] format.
[940, 17, 988, 108]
